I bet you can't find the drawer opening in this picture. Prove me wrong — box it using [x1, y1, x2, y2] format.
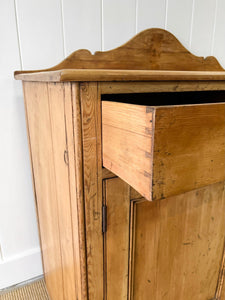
[101, 90, 225, 106]
[102, 97, 225, 201]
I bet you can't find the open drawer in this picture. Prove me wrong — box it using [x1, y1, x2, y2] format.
[102, 94, 225, 201]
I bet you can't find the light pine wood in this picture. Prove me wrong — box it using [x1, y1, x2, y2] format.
[221, 280, 225, 299]
[64, 83, 87, 299]
[47, 83, 77, 300]
[23, 82, 64, 300]
[102, 101, 225, 200]
[102, 170, 141, 198]
[130, 188, 142, 200]
[23, 81, 87, 300]
[214, 238, 225, 299]
[131, 181, 225, 300]
[17, 28, 225, 300]
[104, 178, 130, 300]
[15, 28, 224, 80]
[153, 103, 225, 200]
[14, 69, 225, 82]
[100, 81, 225, 94]
[102, 168, 116, 180]
[104, 178, 225, 299]
[102, 101, 154, 200]
[128, 199, 136, 300]
[22, 81, 45, 280]
[80, 82, 104, 300]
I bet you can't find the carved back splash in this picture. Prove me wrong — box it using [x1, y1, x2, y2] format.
[15, 28, 224, 76]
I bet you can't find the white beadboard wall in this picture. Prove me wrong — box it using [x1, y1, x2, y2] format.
[1, 0, 225, 290]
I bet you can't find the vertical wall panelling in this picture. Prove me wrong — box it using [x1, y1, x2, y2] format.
[0, 0, 42, 289]
[166, 0, 194, 48]
[136, 0, 166, 33]
[15, 0, 65, 69]
[102, 0, 136, 51]
[62, 0, 102, 56]
[2, 0, 225, 291]
[212, 0, 225, 68]
[210, 0, 218, 56]
[59, 0, 66, 57]
[190, 0, 217, 57]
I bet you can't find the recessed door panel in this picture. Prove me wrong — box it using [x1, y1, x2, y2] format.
[104, 178, 225, 300]
[131, 182, 225, 299]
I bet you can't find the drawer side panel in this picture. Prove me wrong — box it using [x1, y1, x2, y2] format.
[102, 101, 154, 200]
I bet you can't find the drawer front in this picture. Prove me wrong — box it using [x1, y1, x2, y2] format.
[102, 101, 225, 200]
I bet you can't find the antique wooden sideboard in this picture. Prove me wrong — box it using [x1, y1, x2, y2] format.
[15, 28, 225, 300]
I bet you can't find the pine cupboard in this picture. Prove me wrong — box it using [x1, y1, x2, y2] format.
[15, 29, 225, 300]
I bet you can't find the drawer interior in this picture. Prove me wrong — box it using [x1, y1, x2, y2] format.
[101, 91, 225, 201]
[102, 90, 225, 106]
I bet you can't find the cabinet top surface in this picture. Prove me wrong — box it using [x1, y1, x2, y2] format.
[14, 28, 225, 83]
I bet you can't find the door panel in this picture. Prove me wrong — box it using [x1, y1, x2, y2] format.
[131, 181, 225, 300]
[104, 178, 130, 300]
[104, 178, 225, 300]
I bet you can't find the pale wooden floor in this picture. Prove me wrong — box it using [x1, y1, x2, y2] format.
[0, 279, 49, 300]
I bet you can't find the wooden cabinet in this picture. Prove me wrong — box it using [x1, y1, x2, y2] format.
[104, 178, 225, 300]
[15, 28, 225, 300]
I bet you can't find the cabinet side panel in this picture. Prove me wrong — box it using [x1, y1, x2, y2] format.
[153, 103, 225, 200]
[132, 181, 225, 300]
[80, 82, 104, 299]
[23, 82, 64, 300]
[105, 178, 130, 300]
[47, 83, 77, 300]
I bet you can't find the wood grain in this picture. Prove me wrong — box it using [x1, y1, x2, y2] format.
[104, 178, 130, 300]
[14, 69, 225, 82]
[130, 188, 142, 200]
[102, 101, 154, 200]
[80, 82, 104, 300]
[22, 82, 45, 282]
[102, 168, 116, 180]
[100, 81, 225, 94]
[23, 82, 64, 300]
[23, 81, 88, 300]
[15, 28, 224, 81]
[214, 232, 225, 299]
[132, 181, 225, 300]
[153, 103, 225, 200]
[221, 280, 225, 299]
[18, 27, 225, 300]
[128, 199, 136, 300]
[103, 101, 225, 201]
[47, 82, 77, 300]
[64, 83, 88, 299]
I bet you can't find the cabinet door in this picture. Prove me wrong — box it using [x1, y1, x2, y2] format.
[103, 178, 130, 300]
[104, 177, 225, 300]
